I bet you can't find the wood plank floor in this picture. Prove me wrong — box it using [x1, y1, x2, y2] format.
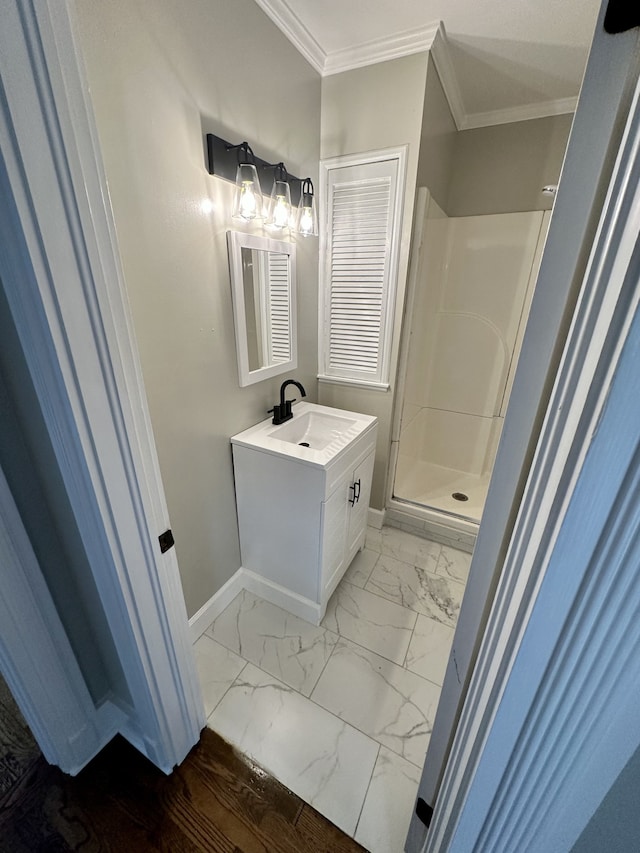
[0, 726, 368, 852]
[0, 675, 40, 803]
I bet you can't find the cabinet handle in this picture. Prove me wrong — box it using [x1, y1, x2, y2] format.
[349, 479, 361, 506]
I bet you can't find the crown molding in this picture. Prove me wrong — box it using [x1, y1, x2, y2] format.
[428, 23, 466, 130]
[461, 96, 579, 130]
[255, 1, 440, 78]
[428, 25, 577, 130]
[323, 23, 440, 76]
[252, 0, 325, 74]
[255, 3, 578, 128]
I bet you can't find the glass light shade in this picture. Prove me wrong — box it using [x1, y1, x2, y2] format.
[296, 185, 318, 237]
[266, 179, 292, 231]
[232, 162, 263, 221]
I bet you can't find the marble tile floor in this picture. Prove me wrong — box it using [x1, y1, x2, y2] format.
[195, 525, 471, 853]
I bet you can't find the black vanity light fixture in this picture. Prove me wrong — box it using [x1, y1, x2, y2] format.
[296, 177, 318, 237]
[206, 133, 318, 237]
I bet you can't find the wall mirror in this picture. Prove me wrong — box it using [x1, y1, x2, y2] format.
[227, 231, 297, 387]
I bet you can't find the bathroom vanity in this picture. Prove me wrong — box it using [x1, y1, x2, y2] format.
[231, 402, 377, 623]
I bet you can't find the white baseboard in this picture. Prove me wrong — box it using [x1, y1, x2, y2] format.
[188, 570, 245, 642]
[368, 507, 385, 529]
[241, 569, 323, 625]
[188, 567, 323, 641]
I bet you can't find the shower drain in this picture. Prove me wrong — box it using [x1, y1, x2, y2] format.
[452, 492, 469, 502]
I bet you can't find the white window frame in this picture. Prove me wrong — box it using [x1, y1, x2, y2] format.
[318, 147, 407, 391]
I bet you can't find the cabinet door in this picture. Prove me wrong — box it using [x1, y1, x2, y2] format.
[345, 451, 375, 562]
[319, 478, 350, 599]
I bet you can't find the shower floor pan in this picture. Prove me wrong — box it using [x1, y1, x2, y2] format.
[394, 456, 490, 524]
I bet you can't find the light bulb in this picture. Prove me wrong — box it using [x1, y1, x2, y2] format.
[299, 206, 314, 235]
[238, 182, 258, 219]
[266, 175, 292, 231]
[233, 158, 263, 221]
[273, 195, 290, 228]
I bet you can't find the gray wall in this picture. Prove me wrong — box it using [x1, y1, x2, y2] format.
[75, 0, 321, 617]
[417, 56, 457, 213]
[320, 54, 429, 509]
[447, 114, 573, 216]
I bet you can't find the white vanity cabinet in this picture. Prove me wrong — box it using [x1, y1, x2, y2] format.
[231, 403, 377, 624]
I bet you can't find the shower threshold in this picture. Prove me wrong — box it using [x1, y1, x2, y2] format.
[396, 494, 480, 525]
[386, 497, 477, 553]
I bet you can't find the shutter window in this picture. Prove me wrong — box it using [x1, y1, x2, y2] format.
[320, 153, 404, 389]
[266, 252, 291, 362]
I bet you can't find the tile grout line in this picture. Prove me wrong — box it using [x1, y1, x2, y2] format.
[206, 656, 388, 831]
[204, 658, 249, 723]
[353, 741, 381, 841]
[359, 548, 380, 588]
[202, 611, 446, 698]
[366, 536, 462, 580]
[324, 579, 418, 664]
[306, 639, 444, 767]
[307, 630, 340, 697]
[204, 601, 423, 697]
[401, 619, 417, 670]
[200, 526, 461, 841]
[350, 569, 466, 632]
[213, 652, 424, 773]
[203, 577, 453, 693]
[316, 630, 445, 691]
[205, 577, 452, 688]
[200, 599, 450, 821]
[204, 529, 458, 728]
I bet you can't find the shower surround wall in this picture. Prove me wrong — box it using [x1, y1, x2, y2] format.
[396, 205, 550, 524]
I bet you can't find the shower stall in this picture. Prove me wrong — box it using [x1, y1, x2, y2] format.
[390, 190, 550, 544]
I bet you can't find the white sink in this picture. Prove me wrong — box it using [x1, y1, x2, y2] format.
[231, 402, 377, 468]
[269, 410, 357, 450]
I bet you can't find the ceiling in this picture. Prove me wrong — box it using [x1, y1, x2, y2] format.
[254, 0, 601, 128]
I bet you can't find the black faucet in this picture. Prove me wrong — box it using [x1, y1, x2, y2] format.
[269, 379, 306, 425]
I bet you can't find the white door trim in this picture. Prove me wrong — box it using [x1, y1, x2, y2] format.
[0, 0, 204, 771]
[424, 53, 640, 853]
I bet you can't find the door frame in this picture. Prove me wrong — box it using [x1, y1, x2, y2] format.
[0, 0, 204, 772]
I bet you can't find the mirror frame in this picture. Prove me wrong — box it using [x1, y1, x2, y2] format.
[227, 230, 297, 387]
